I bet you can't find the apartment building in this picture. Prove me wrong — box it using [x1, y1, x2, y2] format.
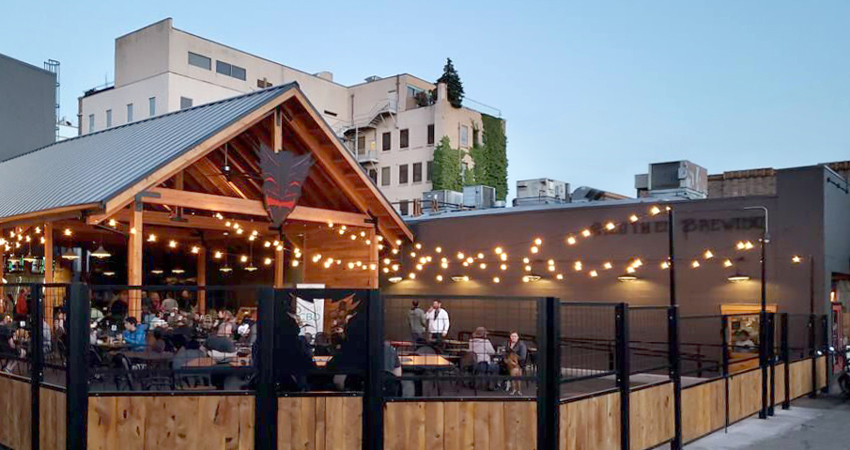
[79, 18, 498, 213]
[0, 53, 56, 161]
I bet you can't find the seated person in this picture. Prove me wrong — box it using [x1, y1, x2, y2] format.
[383, 341, 404, 397]
[160, 296, 179, 315]
[205, 335, 238, 362]
[122, 317, 148, 351]
[469, 327, 497, 386]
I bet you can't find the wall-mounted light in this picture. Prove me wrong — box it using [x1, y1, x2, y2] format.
[617, 274, 639, 282]
[388, 276, 403, 283]
[727, 273, 750, 283]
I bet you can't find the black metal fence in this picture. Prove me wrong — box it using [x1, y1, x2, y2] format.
[0, 282, 834, 450]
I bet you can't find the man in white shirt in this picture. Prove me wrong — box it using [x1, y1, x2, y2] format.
[425, 300, 450, 342]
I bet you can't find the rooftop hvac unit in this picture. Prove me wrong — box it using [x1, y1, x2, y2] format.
[516, 178, 570, 202]
[463, 185, 496, 209]
[422, 190, 463, 207]
[645, 161, 708, 199]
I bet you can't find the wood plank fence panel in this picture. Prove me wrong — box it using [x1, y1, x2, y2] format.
[559, 392, 620, 450]
[729, 369, 762, 423]
[278, 396, 361, 450]
[384, 401, 536, 450]
[789, 359, 813, 400]
[629, 383, 674, 450]
[88, 396, 254, 450]
[771, 364, 786, 407]
[0, 376, 32, 450]
[682, 379, 724, 443]
[816, 356, 827, 390]
[39, 388, 66, 450]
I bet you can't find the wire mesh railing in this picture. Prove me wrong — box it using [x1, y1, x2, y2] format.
[383, 295, 540, 399]
[629, 306, 670, 377]
[679, 315, 723, 379]
[559, 303, 618, 400]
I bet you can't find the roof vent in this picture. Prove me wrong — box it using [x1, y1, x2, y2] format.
[364, 75, 381, 83]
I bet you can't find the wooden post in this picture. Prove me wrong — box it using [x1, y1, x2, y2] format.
[128, 203, 143, 320]
[43, 221, 54, 327]
[197, 246, 207, 314]
[274, 239, 285, 288]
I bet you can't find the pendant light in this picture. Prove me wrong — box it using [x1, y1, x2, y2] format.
[61, 248, 79, 260]
[91, 245, 111, 259]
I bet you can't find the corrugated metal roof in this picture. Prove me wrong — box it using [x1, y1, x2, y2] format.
[0, 83, 296, 220]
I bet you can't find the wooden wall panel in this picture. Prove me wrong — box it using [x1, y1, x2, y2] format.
[771, 364, 786, 407]
[278, 396, 361, 450]
[0, 376, 32, 450]
[729, 369, 762, 423]
[40, 388, 66, 450]
[629, 383, 674, 450]
[88, 395, 254, 450]
[559, 392, 620, 450]
[384, 401, 536, 450]
[789, 359, 813, 400]
[816, 356, 827, 390]
[682, 380, 725, 443]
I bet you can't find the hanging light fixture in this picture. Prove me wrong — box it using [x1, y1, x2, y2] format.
[103, 271, 116, 277]
[172, 268, 185, 274]
[220, 264, 233, 273]
[617, 274, 639, 282]
[451, 274, 470, 282]
[150, 269, 164, 275]
[61, 248, 79, 260]
[522, 274, 542, 283]
[91, 245, 111, 259]
[727, 273, 750, 283]
[388, 275, 403, 283]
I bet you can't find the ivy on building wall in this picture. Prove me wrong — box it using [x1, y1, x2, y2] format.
[477, 114, 509, 200]
[432, 136, 464, 192]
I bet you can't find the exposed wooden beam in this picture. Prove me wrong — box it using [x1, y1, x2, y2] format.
[197, 247, 207, 314]
[144, 188, 267, 217]
[274, 244, 284, 288]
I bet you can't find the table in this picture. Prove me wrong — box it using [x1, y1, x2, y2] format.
[184, 356, 251, 368]
[96, 341, 129, 351]
[399, 355, 453, 368]
[121, 351, 175, 363]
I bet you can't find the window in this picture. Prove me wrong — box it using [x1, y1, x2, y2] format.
[460, 125, 469, 147]
[231, 65, 246, 81]
[399, 200, 409, 216]
[426, 161, 433, 182]
[368, 169, 378, 183]
[188, 52, 211, 70]
[105, 109, 112, 128]
[399, 164, 409, 184]
[381, 167, 391, 186]
[149, 97, 156, 117]
[88, 114, 95, 133]
[382, 132, 391, 151]
[216, 60, 246, 80]
[357, 135, 366, 152]
[400, 129, 409, 149]
[126, 103, 134, 123]
[180, 97, 193, 109]
[427, 124, 435, 145]
[413, 162, 422, 183]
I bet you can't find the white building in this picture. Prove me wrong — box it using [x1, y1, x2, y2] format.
[79, 18, 500, 214]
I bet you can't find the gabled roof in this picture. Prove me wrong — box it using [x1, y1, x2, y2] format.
[0, 83, 412, 243]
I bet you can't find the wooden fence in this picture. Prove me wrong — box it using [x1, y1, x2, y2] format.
[278, 396, 362, 450]
[384, 400, 536, 450]
[39, 388, 66, 450]
[559, 392, 620, 450]
[0, 376, 31, 450]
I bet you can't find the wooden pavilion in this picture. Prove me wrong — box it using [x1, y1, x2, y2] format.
[0, 82, 412, 321]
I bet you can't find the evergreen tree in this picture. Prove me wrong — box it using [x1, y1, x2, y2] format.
[437, 58, 465, 108]
[432, 136, 463, 191]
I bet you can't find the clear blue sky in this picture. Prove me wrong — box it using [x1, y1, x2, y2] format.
[1, 1, 847, 197]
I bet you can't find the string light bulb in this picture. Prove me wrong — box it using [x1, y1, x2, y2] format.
[792, 255, 802, 264]
[534, 238, 542, 246]
[650, 206, 662, 216]
[436, 275, 444, 282]
[566, 236, 576, 245]
[691, 260, 700, 268]
[168, 240, 177, 249]
[629, 214, 639, 223]
[493, 277, 500, 283]
[603, 262, 613, 270]
[703, 250, 714, 259]
[581, 229, 591, 238]
[660, 261, 669, 269]
[589, 270, 599, 278]
[604, 222, 616, 231]
[494, 247, 503, 255]
[724, 259, 734, 268]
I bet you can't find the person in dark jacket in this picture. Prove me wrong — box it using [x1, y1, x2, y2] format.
[507, 331, 528, 366]
[408, 301, 427, 344]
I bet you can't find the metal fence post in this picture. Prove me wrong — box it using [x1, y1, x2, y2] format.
[364, 289, 385, 450]
[808, 314, 817, 398]
[668, 305, 683, 450]
[758, 309, 768, 419]
[821, 315, 830, 394]
[30, 283, 43, 450]
[255, 287, 277, 450]
[537, 297, 560, 450]
[67, 282, 90, 449]
[721, 315, 730, 429]
[768, 313, 775, 416]
[781, 313, 790, 410]
[615, 303, 630, 450]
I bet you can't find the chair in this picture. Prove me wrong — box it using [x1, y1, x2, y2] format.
[112, 354, 135, 391]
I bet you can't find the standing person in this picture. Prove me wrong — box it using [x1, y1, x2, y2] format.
[408, 300, 427, 344]
[425, 300, 450, 343]
[2, 294, 14, 316]
[14, 288, 28, 321]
